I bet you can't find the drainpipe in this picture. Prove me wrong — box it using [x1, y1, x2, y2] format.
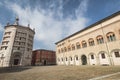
[101, 23, 114, 66]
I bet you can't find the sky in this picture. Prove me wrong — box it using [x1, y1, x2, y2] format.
[0, 0, 120, 51]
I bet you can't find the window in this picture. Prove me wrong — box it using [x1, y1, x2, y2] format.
[96, 35, 104, 44]
[82, 41, 87, 48]
[61, 58, 63, 61]
[3, 36, 10, 40]
[91, 55, 94, 59]
[101, 53, 105, 59]
[64, 47, 67, 52]
[62, 42, 65, 45]
[66, 57, 67, 61]
[68, 46, 71, 51]
[76, 56, 78, 60]
[114, 52, 120, 57]
[1, 46, 7, 50]
[2, 41, 9, 45]
[88, 38, 95, 46]
[61, 48, 64, 53]
[76, 42, 80, 49]
[19, 42, 21, 45]
[72, 44, 75, 50]
[70, 57, 72, 61]
[58, 58, 60, 62]
[106, 32, 116, 42]
[4, 32, 11, 35]
[18, 47, 20, 50]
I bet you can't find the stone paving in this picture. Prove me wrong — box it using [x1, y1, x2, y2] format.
[0, 65, 120, 80]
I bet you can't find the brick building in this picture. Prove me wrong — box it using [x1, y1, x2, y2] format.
[31, 49, 56, 66]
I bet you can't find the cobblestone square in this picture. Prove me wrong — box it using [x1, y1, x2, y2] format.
[0, 66, 120, 80]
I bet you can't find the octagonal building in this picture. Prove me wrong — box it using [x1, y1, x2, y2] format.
[0, 18, 35, 67]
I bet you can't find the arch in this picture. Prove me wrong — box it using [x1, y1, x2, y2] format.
[81, 40, 87, 48]
[60, 57, 64, 65]
[110, 49, 120, 65]
[88, 53, 97, 65]
[110, 49, 120, 53]
[61, 48, 64, 53]
[96, 35, 104, 44]
[65, 57, 69, 65]
[88, 53, 96, 59]
[98, 51, 108, 56]
[13, 52, 22, 65]
[74, 55, 79, 65]
[106, 32, 116, 42]
[69, 56, 74, 65]
[98, 51, 110, 65]
[76, 42, 81, 49]
[68, 45, 71, 51]
[69, 56, 72, 61]
[74, 55, 78, 61]
[71, 44, 75, 50]
[65, 57, 68, 61]
[88, 38, 95, 46]
[81, 55, 87, 65]
[64, 47, 67, 52]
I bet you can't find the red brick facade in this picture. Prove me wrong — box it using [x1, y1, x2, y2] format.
[31, 49, 56, 66]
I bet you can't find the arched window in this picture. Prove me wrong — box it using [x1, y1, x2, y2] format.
[75, 56, 78, 60]
[68, 45, 71, 51]
[101, 53, 105, 59]
[72, 44, 75, 50]
[91, 55, 94, 59]
[61, 58, 63, 62]
[58, 58, 60, 62]
[64, 47, 67, 52]
[65, 57, 68, 61]
[114, 51, 120, 57]
[88, 38, 95, 46]
[70, 57, 72, 61]
[82, 40, 87, 48]
[96, 35, 104, 44]
[61, 48, 64, 53]
[76, 42, 80, 49]
[106, 32, 116, 42]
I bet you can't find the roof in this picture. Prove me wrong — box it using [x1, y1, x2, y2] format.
[33, 49, 55, 52]
[5, 24, 35, 34]
[55, 11, 120, 44]
[5, 17, 35, 34]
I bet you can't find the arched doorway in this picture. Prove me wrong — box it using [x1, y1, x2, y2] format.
[81, 55, 87, 65]
[12, 52, 22, 66]
[13, 55, 21, 65]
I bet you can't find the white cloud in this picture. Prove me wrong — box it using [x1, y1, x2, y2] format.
[5, 0, 89, 50]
